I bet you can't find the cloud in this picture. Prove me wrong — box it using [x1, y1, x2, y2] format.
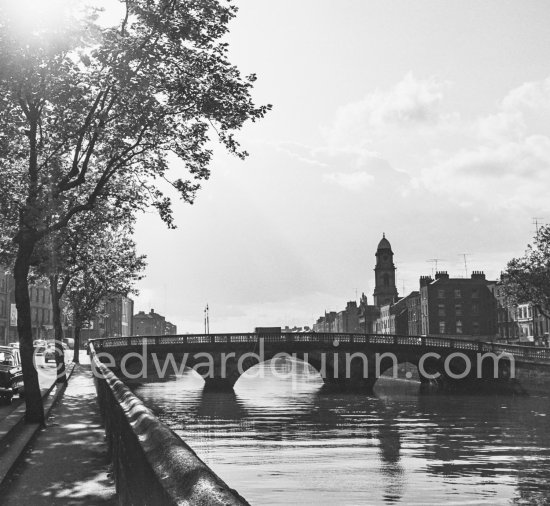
[327, 72, 449, 148]
[476, 110, 525, 143]
[502, 76, 550, 111]
[423, 134, 550, 210]
[279, 142, 412, 194]
[323, 171, 374, 191]
[476, 77, 550, 143]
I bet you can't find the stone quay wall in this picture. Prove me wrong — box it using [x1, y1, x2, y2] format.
[90, 344, 249, 506]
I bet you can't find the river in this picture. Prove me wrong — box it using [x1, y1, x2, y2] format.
[131, 358, 550, 505]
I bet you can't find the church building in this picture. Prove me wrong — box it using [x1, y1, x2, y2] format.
[373, 234, 399, 307]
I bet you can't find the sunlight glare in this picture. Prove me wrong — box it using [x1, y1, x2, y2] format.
[2, 0, 78, 37]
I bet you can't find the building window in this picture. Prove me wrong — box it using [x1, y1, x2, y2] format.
[438, 289, 445, 299]
[456, 320, 463, 334]
[455, 304, 462, 316]
[438, 304, 446, 317]
[454, 289, 461, 298]
[472, 289, 479, 299]
[439, 321, 446, 334]
[472, 303, 479, 316]
[473, 321, 480, 335]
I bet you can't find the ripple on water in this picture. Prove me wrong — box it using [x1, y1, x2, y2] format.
[132, 361, 550, 505]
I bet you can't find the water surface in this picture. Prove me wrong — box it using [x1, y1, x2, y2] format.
[132, 359, 550, 505]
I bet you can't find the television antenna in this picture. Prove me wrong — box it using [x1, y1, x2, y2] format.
[426, 259, 444, 276]
[533, 217, 544, 234]
[459, 253, 470, 277]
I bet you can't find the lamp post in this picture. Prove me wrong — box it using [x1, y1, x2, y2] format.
[204, 304, 210, 334]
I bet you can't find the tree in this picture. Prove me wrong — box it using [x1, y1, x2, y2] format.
[501, 225, 550, 319]
[35, 205, 137, 378]
[66, 224, 146, 362]
[0, 0, 270, 422]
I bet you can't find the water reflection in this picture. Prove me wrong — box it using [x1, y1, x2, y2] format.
[132, 358, 550, 505]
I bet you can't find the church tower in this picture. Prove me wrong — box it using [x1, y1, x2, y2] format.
[373, 233, 399, 307]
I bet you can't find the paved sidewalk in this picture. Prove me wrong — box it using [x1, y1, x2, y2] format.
[0, 364, 116, 505]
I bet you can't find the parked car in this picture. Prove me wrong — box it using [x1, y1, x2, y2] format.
[33, 340, 47, 354]
[8, 342, 19, 349]
[44, 342, 68, 363]
[0, 346, 24, 404]
[62, 338, 75, 350]
[44, 344, 55, 363]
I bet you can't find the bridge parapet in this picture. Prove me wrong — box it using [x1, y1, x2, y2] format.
[90, 333, 550, 365]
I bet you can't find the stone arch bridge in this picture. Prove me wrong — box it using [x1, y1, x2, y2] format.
[89, 333, 550, 394]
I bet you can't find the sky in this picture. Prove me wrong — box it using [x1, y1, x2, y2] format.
[129, 0, 550, 332]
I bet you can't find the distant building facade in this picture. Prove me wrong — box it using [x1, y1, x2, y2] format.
[312, 235, 401, 334]
[358, 293, 379, 333]
[282, 326, 312, 333]
[419, 271, 498, 339]
[164, 320, 178, 335]
[376, 293, 413, 335]
[309, 237, 523, 343]
[406, 291, 422, 335]
[102, 296, 134, 337]
[80, 295, 134, 340]
[488, 282, 520, 342]
[313, 311, 338, 332]
[515, 303, 549, 346]
[0, 268, 53, 344]
[133, 308, 177, 336]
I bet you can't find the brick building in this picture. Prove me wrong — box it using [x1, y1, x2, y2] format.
[376, 292, 415, 335]
[0, 268, 53, 344]
[80, 295, 134, 340]
[102, 296, 134, 337]
[358, 293, 379, 333]
[420, 271, 498, 339]
[406, 291, 422, 335]
[133, 308, 177, 336]
[488, 282, 520, 342]
[515, 303, 549, 346]
[164, 320, 178, 335]
[313, 311, 338, 332]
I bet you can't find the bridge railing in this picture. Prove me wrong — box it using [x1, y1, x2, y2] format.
[89, 332, 550, 363]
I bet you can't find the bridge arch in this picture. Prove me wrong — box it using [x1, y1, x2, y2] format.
[209, 350, 339, 391]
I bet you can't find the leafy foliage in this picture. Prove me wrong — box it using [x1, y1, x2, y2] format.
[0, 0, 270, 239]
[66, 223, 146, 331]
[0, 0, 269, 422]
[501, 225, 550, 318]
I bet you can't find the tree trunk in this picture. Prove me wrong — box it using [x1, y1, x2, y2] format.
[14, 240, 45, 424]
[49, 277, 67, 383]
[73, 324, 81, 364]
